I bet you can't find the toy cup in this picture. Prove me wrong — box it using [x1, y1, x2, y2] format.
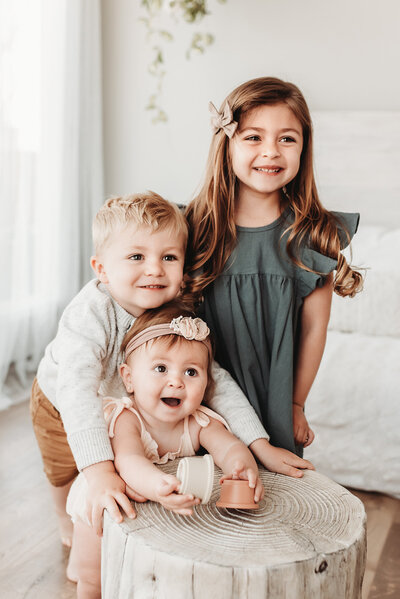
[216, 479, 259, 509]
[176, 454, 214, 504]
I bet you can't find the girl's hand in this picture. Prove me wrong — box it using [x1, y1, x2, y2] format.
[293, 404, 315, 447]
[155, 474, 200, 515]
[219, 460, 264, 503]
[250, 439, 315, 478]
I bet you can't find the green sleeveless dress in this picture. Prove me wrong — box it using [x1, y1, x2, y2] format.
[201, 207, 359, 455]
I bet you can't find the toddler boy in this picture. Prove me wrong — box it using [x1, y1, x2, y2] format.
[31, 192, 270, 544]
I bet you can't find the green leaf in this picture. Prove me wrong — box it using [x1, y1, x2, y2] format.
[142, 0, 229, 123]
[152, 109, 168, 124]
[159, 30, 174, 41]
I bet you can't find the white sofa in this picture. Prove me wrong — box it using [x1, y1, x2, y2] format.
[304, 225, 400, 499]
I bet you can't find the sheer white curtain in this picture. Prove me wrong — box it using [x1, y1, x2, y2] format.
[0, 0, 103, 409]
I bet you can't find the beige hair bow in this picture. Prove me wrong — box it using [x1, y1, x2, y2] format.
[209, 100, 238, 138]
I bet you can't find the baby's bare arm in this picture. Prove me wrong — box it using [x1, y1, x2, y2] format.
[199, 419, 264, 502]
[112, 412, 199, 514]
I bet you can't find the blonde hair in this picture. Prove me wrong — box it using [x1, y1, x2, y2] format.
[93, 192, 188, 254]
[121, 299, 215, 403]
[185, 77, 363, 300]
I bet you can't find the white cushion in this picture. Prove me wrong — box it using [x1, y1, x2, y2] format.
[304, 330, 400, 499]
[329, 226, 400, 338]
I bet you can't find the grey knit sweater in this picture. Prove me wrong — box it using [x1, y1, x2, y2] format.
[37, 279, 269, 470]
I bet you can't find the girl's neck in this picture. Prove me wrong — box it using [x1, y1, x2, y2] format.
[235, 187, 285, 227]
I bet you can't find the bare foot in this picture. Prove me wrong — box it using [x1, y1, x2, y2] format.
[58, 513, 73, 547]
[66, 540, 78, 583]
[48, 481, 75, 546]
[66, 562, 78, 583]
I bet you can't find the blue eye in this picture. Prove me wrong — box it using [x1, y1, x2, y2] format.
[129, 254, 143, 261]
[155, 365, 167, 373]
[185, 368, 197, 377]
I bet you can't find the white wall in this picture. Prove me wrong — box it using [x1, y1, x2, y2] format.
[101, 0, 400, 222]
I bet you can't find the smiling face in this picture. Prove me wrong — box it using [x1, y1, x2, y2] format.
[230, 103, 303, 206]
[120, 337, 209, 426]
[91, 224, 185, 317]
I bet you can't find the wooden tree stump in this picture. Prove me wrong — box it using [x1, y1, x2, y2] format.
[102, 463, 366, 599]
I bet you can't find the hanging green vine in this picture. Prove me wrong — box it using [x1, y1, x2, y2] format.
[140, 0, 227, 123]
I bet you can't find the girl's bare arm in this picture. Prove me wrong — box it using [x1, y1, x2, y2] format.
[292, 273, 333, 446]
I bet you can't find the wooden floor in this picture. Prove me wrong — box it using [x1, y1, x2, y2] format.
[0, 401, 399, 598]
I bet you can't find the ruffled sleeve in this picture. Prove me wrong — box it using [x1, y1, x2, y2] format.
[332, 211, 360, 249]
[295, 211, 360, 298]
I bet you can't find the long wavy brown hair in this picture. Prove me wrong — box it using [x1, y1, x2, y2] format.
[185, 77, 363, 302]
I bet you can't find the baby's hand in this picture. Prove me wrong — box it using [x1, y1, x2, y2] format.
[293, 404, 315, 447]
[155, 474, 200, 515]
[220, 460, 264, 503]
[125, 484, 149, 503]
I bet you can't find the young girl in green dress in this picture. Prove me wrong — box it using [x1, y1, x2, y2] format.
[185, 77, 363, 456]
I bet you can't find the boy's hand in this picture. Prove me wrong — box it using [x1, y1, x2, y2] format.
[219, 460, 264, 503]
[293, 404, 315, 447]
[250, 439, 315, 478]
[155, 474, 200, 515]
[83, 460, 140, 536]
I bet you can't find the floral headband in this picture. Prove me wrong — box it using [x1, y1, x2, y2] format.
[209, 100, 238, 138]
[124, 316, 212, 360]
